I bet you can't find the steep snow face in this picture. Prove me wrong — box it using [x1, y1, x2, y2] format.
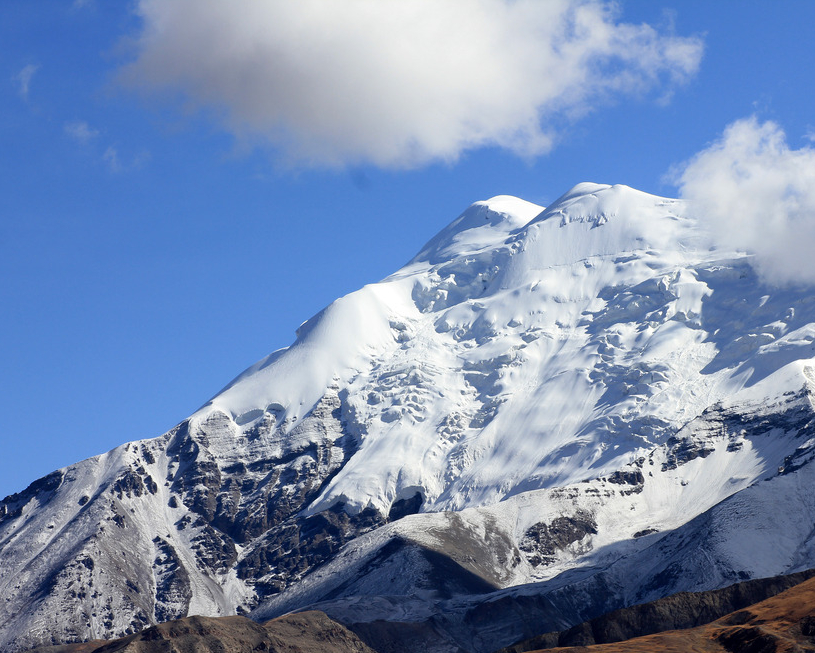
[202, 182, 811, 516]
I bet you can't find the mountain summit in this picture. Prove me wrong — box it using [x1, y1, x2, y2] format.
[204, 182, 717, 514]
[3, 183, 815, 653]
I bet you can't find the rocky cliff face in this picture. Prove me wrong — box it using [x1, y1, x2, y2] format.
[4, 183, 815, 653]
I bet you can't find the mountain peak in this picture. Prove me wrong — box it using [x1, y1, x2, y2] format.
[552, 180, 614, 202]
[199, 183, 751, 517]
[410, 194, 543, 265]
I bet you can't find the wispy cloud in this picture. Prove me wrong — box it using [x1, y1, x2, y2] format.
[64, 121, 99, 144]
[14, 64, 39, 100]
[101, 145, 150, 173]
[103, 146, 121, 172]
[676, 117, 815, 286]
[120, 0, 703, 169]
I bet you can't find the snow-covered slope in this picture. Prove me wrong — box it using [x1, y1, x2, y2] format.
[3, 182, 815, 652]
[205, 183, 742, 512]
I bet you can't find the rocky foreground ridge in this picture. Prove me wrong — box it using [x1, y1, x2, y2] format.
[22, 570, 815, 653]
[498, 568, 815, 652]
[3, 183, 815, 652]
[521, 569, 815, 653]
[22, 611, 375, 653]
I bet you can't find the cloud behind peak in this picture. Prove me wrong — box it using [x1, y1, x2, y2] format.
[677, 117, 815, 286]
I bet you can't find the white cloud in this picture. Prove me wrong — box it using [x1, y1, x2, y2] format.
[64, 121, 99, 144]
[15, 64, 39, 100]
[120, 0, 702, 168]
[676, 117, 815, 286]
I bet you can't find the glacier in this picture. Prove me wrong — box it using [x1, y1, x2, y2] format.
[2, 182, 815, 652]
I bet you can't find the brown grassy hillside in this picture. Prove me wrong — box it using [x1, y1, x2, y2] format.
[533, 575, 815, 653]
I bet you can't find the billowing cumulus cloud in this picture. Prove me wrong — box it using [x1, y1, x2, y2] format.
[121, 0, 702, 168]
[677, 117, 815, 286]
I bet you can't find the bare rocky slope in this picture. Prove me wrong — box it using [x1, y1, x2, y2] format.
[520, 571, 815, 653]
[3, 183, 815, 652]
[22, 569, 815, 653]
[22, 611, 376, 653]
[496, 568, 815, 652]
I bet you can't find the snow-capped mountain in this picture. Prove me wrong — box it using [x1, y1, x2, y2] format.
[3, 182, 815, 653]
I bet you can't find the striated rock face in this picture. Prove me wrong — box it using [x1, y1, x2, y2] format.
[5, 184, 815, 652]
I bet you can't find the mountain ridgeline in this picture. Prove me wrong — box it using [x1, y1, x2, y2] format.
[3, 183, 815, 653]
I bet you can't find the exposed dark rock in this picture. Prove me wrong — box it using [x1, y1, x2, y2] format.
[166, 420, 222, 522]
[143, 476, 158, 495]
[112, 471, 146, 499]
[211, 440, 336, 543]
[152, 537, 191, 623]
[662, 394, 815, 473]
[661, 434, 715, 471]
[388, 492, 423, 521]
[189, 522, 237, 574]
[519, 511, 597, 567]
[140, 446, 156, 466]
[0, 470, 64, 524]
[606, 470, 644, 486]
[153, 391, 365, 599]
[237, 503, 386, 604]
[779, 439, 815, 475]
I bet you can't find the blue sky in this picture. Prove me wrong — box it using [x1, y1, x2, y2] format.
[2, 0, 815, 499]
